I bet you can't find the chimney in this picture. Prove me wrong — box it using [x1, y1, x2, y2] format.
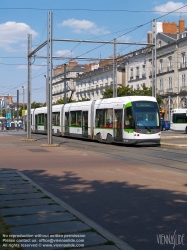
[163, 21, 177, 34]
[147, 31, 152, 44]
[179, 19, 185, 34]
[69, 61, 78, 67]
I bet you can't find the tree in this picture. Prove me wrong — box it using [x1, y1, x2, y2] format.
[31, 102, 43, 109]
[53, 97, 90, 105]
[102, 84, 162, 107]
[102, 87, 113, 99]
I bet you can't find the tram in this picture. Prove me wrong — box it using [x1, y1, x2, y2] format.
[24, 96, 161, 145]
[170, 109, 187, 133]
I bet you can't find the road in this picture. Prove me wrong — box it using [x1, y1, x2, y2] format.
[1, 131, 187, 250]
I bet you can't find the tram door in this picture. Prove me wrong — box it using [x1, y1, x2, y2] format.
[44, 114, 47, 130]
[114, 109, 123, 142]
[35, 115, 38, 130]
[82, 111, 88, 137]
[64, 112, 69, 135]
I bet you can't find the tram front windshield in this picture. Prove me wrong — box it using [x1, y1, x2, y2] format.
[132, 101, 160, 129]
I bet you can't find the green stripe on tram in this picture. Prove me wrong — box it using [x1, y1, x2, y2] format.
[124, 102, 132, 108]
[124, 128, 134, 133]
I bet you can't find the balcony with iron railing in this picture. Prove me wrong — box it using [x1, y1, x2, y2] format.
[167, 66, 173, 71]
[180, 62, 187, 69]
[166, 88, 173, 93]
[180, 86, 187, 92]
[130, 76, 134, 80]
[149, 70, 156, 76]
[158, 90, 164, 95]
[142, 72, 146, 78]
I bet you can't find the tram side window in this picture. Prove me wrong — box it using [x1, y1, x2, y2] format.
[70, 111, 81, 127]
[52, 112, 60, 126]
[95, 109, 113, 128]
[38, 113, 44, 125]
[173, 113, 187, 123]
[124, 107, 133, 128]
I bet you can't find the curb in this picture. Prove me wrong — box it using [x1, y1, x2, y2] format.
[16, 171, 135, 250]
[161, 142, 187, 148]
[161, 136, 187, 139]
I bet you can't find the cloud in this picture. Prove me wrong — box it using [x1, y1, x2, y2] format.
[60, 18, 110, 35]
[0, 21, 38, 51]
[55, 50, 73, 57]
[154, 1, 187, 14]
[117, 35, 131, 43]
[16, 64, 42, 70]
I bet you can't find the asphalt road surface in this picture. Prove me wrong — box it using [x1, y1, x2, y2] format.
[1, 131, 187, 250]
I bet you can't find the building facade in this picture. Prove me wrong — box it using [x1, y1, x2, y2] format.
[52, 59, 126, 102]
[75, 60, 125, 101]
[52, 62, 85, 104]
[124, 19, 187, 119]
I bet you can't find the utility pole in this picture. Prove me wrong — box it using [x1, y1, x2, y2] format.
[27, 34, 32, 139]
[113, 38, 117, 98]
[152, 19, 157, 98]
[64, 64, 67, 104]
[168, 96, 171, 121]
[17, 90, 19, 130]
[47, 11, 53, 145]
[22, 86, 26, 110]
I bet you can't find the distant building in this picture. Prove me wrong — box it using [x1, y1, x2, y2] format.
[52, 58, 126, 102]
[75, 58, 125, 101]
[123, 18, 187, 119]
[52, 62, 85, 103]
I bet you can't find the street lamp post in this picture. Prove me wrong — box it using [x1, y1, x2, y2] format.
[168, 96, 171, 121]
[22, 86, 26, 110]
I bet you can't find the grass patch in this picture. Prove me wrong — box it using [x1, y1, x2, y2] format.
[0, 215, 23, 250]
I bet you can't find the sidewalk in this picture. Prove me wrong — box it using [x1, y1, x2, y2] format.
[0, 170, 134, 249]
[0, 131, 186, 250]
[161, 134, 187, 148]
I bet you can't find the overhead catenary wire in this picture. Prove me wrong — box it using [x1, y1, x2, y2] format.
[2, 4, 187, 98]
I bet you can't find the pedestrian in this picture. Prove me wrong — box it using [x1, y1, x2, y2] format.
[14, 120, 17, 130]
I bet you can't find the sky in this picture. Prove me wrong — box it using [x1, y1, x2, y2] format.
[1, 0, 187, 103]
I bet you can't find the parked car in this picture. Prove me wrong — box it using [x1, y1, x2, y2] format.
[161, 120, 170, 131]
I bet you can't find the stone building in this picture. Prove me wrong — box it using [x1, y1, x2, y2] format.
[124, 19, 187, 119]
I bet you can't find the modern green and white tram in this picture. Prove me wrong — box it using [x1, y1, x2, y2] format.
[24, 96, 161, 145]
[170, 109, 187, 133]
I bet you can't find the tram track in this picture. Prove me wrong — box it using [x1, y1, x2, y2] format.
[48, 135, 187, 173]
[28, 133, 187, 173]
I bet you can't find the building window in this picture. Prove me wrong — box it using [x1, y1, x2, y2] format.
[181, 52, 186, 68]
[136, 67, 139, 79]
[160, 78, 163, 90]
[182, 74, 186, 87]
[130, 68, 133, 80]
[142, 65, 146, 78]
[159, 59, 163, 72]
[168, 77, 172, 89]
[168, 56, 172, 70]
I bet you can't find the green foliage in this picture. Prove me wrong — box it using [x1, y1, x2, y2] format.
[31, 102, 43, 109]
[53, 97, 76, 105]
[102, 84, 162, 107]
[78, 98, 90, 102]
[102, 87, 113, 98]
[53, 97, 90, 105]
